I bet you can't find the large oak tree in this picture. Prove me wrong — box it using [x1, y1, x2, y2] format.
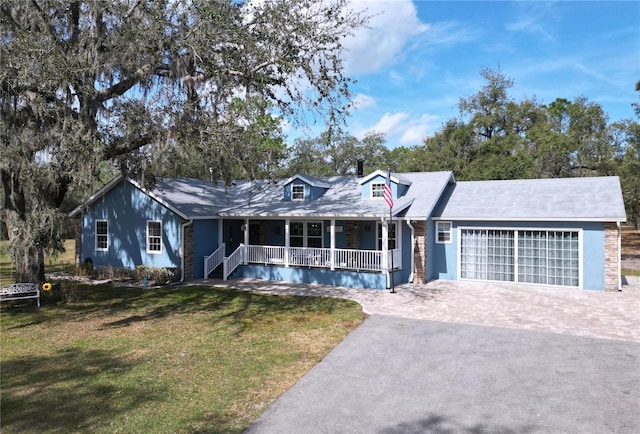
[1, 0, 367, 282]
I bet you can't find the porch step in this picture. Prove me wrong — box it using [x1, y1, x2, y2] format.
[207, 264, 224, 279]
[206, 264, 242, 280]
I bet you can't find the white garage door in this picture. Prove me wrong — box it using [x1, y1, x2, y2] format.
[460, 229, 580, 287]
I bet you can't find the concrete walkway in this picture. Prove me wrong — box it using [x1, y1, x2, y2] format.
[194, 276, 640, 343]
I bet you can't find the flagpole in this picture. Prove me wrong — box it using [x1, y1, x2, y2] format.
[384, 169, 396, 293]
[389, 204, 396, 293]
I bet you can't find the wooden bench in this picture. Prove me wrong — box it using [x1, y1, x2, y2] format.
[0, 283, 40, 307]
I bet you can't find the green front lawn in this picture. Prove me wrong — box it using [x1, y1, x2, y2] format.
[1, 284, 365, 433]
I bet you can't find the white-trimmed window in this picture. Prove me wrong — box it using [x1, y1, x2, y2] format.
[292, 185, 305, 200]
[306, 222, 323, 248]
[436, 222, 452, 243]
[377, 222, 397, 250]
[147, 221, 162, 254]
[371, 182, 384, 199]
[290, 221, 323, 247]
[95, 220, 108, 251]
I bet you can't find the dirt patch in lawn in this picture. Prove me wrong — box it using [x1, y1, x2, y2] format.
[622, 229, 640, 272]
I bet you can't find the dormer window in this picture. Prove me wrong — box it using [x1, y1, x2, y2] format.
[292, 184, 305, 200]
[371, 182, 384, 199]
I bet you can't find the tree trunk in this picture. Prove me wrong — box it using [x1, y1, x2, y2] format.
[2, 172, 46, 284]
[11, 241, 45, 284]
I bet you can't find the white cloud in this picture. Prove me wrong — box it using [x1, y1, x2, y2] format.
[342, 0, 429, 75]
[505, 2, 558, 42]
[368, 112, 408, 135]
[351, 93, 376, 110]
[360, 111, 439, 146]
[399, 113, 439, 144]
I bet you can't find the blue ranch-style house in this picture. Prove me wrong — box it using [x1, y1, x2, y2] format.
[69, 170, 627, 291]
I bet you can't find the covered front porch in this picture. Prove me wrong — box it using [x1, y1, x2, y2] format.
[204, 217, 408, 290]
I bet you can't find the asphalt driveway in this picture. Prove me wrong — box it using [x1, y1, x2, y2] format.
[245, 316, 640, 433]
[194, 277, 640, 433]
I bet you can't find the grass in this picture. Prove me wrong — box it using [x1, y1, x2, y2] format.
[0, 283, 366, 433]
[0, 239, 76, 285]
[1, 229, 638, 432]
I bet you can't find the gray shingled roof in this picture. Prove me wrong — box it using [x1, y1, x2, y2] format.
[147, 171, 454, 218]
[433, 176, 627, 222]
[216, 171, 454, 218]
[71, 172, 625, 223]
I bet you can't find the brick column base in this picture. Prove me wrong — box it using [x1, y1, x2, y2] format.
[183, 223, 194, 281]
[413, 221, 426, 284]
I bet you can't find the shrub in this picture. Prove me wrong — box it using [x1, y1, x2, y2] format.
[42, 280, 82, 304]
[136, 266, 180, 285]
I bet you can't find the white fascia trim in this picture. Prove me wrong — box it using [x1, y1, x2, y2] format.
[432, 216, 627, 223]
[357, 170, 411, 186]
[68, 174, 125, 217]
[128, 178, 190, 220]
[284, 174, 330, 188]
[218, 212, 394, 218]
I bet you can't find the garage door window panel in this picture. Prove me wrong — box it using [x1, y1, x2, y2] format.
[462, 228, 580, 288]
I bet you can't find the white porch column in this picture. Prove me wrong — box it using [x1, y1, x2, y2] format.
[330, 219, 336, 270]
[382, 217, 392, 289]
[243, 218, 249, 264]
[284, 219, 290, 267]
[381, 217, 389, 272]
[406, 219, 415, 283]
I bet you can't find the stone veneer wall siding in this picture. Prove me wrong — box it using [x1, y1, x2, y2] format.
[183, 222, 194, 281]
[603, 222, 620, 292]
[346, 221, 359, 249]
[413, 221, 426, 284]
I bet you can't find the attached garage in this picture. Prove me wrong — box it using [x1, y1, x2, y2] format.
[430, 177, 627, 291]
[459, 228, 580, 287]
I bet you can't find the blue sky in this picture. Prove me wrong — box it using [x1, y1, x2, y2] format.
[287, 0, 639, 148]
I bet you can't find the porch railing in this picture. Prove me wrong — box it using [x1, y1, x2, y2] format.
[204, 243, 225, 278]
[246, 245, 286, 265]
[239, 245, 400, 272]
[223, 244, 245, 280]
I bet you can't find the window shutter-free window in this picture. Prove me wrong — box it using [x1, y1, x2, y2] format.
[377, 222, 397, 250]
[147, 221, 162, 253]
[292, 185, 304, 200]
[436, 222, 452, 243]
[96, 220, 108, 251]
[371, 183, 384, 198]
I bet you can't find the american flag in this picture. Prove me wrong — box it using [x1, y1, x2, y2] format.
[384, 170, 393, 209]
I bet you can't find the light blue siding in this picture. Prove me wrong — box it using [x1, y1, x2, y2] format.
[193, 219, 219, 279]
[81, 181, 182, 269]
[360, 174, 395, 200]
[399, 220, 412, 284]
[582, 224, 605, 290]
[283, 180, 327, 201]
[235, 265, 388, 289]
[265, 220, 285, 245]
[430, 220, 607, 291]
